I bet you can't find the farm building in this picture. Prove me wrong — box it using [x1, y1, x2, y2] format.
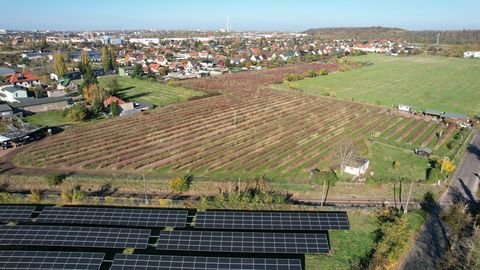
[424, 109, 444, 119]
[415, 147, 432, 158]
[424, 110, 468, 125]
[9, 97, 69, 114]
[344, 158, 369, 176]
[443, 112, 468, 123]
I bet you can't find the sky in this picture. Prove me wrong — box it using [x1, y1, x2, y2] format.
[1, 0, 479, 31]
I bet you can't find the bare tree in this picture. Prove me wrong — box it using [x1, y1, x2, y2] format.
[338, 143, 355, 175]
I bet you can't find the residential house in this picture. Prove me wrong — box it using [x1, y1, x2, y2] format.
[9, 72, 41, 89]
[0, 85, 28, 102]
[51, 71, 82, 81]
[103, 96, 134, 111]
[250, 55, 262, 62]
[50, 78, 78, 97]
[212, 59, 225, 68]
[186, 60, 198, 71]
[154, 57, 169, 66]
[102, 96, 149, 116]
[144, 63, 161, 74]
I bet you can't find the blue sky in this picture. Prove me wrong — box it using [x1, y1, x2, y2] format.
[1, 0, 479, 31]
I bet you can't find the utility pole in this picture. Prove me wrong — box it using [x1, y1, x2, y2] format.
[436, 33, 440, 47]
[404, 180, 414, 214]
[143, 174, 149, 205]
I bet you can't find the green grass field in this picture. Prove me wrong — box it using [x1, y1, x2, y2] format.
[24, 111, 70, 127]
[368, 142, 430, 181]
[274, 54, 480, 115]
[99, 76, 203, 107]
[306, 211, 376, 269]
[306, 210, 426, 270]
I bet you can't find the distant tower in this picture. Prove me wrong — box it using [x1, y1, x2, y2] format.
[227, 16, 230, 32]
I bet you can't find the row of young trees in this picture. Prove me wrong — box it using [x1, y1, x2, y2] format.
[101, 46, 117, 73]
[53, 45, 117, 78]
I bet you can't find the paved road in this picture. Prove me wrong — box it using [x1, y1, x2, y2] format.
[441, 130, 480, 205]
[401, 128, 480, 270]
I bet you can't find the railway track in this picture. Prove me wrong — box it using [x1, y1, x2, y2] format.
[3, 189, 431, 209]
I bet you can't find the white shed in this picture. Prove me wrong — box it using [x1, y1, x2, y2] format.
[344, 158, 370, 177]
[398, 104, 412, 112]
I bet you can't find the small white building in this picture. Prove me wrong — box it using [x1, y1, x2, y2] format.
[344, 158, 370, 177]
[398, 104, 412, 112]
[0, 85, 28, 102]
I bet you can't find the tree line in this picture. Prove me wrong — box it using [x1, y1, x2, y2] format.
[304, 27, 480, 44]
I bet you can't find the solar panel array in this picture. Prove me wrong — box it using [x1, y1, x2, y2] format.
[156, 230, 329, 254]
[0, 206, 350, 269]
[0, 205, 36, 223]
[0, 250, 104, 270]
[195, 211, 350, 230]
[111, 254, 302, 270]
[0, 225, 150, 249]
[36, 206, 188, 227]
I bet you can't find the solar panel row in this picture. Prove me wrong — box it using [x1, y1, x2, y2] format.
[0, 250, 104, 270]
[195, 211, 350, 230]
[156, 230, 329, 254]
[0, 206, 36, 223]
[111, 254, 302, 270]
[0, 225, 150, 249]
[36, 206, 188, 228]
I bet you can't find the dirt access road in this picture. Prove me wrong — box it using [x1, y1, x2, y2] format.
[401, 129, 480, 270]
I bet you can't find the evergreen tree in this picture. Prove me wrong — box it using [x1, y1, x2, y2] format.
[131, 64, 143, 78]
[110, 101, 120, 116]
[109, 47, 116, 71]
[40, 37, 48, 50]
[92, 98, 104, 116]
[81, 50, 90, 68]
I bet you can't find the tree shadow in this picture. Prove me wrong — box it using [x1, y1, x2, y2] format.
[467, 143, 480, 160]
[118, 92, 151, 101]
[458, 178, 479, 209]
[118, 86, 135, 92]
[401, 192, 451, 269]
